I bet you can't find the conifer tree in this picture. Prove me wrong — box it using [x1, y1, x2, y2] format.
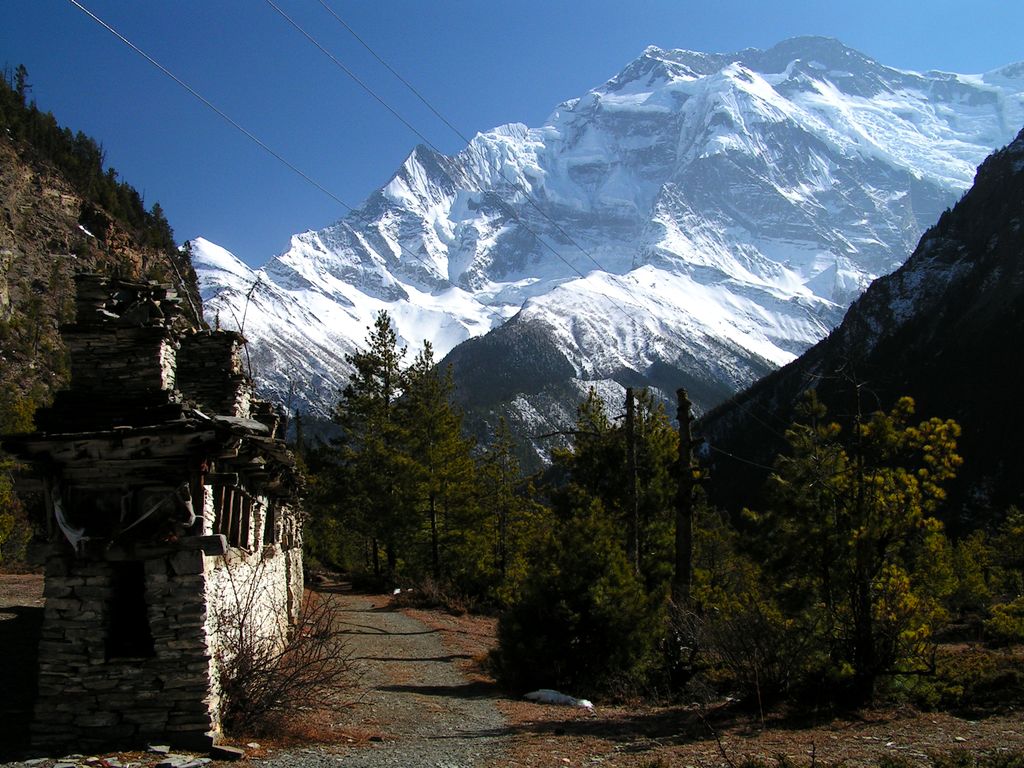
[497, 387, 678, 693]
[758, 393, 961, 701]
[481, 417, 520, 582]
[398, 342, 479, 583]
[332, 311, 410, 577]
[14, 64, 29, 105]
[552, 388, 678, 590]
[478, 417, 543, 604]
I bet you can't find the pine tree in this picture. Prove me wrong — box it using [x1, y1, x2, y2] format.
[398, 343, 479, 584]
[758, 393, 962, 702]
[481, 417, 520, 582]
[551, 388, 678, 590]
[478, 417, 543, 605]
[496, 497, 659, 695]
[497, 387, 679, 693]
[332, 311, 410, 578]
[14, 64, 29, 105]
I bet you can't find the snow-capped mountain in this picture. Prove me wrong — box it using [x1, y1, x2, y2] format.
[699, 126, 1024, 518]
[193, 37, 1024, 442]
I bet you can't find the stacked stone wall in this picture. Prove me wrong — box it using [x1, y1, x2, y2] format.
[66, 327, 178, 397]
[33, 554, 216, 753]
[11, 275, 304, 753]
[177, 332, 251, 417]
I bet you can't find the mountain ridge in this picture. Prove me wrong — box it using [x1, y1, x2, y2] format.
[699, 126, 1024, 523]
[193, 37, 1024, 451]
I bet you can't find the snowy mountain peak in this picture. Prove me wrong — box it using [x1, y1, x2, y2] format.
[189, 237, 257, 302]
[985, 60, 1024, 84]
[605, 45, 703, 90]
[756, 35, 875, 72]
[382, 143, 458, 214]
[194, 38, 1024, 430]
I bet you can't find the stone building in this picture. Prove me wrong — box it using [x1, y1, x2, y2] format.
[4, 274, 303, 752]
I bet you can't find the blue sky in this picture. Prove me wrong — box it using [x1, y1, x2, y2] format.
[3, 1, 1022, 266]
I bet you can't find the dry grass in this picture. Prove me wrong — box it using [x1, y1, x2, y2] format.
[0, 571, 43, 607]
[403, 597, 1024, 768]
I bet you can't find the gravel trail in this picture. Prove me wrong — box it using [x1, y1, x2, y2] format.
[255, 591, 508, 768]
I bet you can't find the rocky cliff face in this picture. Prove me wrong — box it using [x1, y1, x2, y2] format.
[0, 134, 201, 420]
[699, 127, 1024, 524]
[193, 37, 1024, 457]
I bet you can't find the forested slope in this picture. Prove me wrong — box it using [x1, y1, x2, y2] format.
[0, 67, 202, 563]
[700, 126, 1024, 529]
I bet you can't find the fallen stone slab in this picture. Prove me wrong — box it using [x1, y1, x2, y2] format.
[210, 745, 246, 761]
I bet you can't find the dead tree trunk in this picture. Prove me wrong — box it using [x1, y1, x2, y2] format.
[625, 387, 640, 575]
[673, 388, 698, 605]
[429, 491, 440, 581]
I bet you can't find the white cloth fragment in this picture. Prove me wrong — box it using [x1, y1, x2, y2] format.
[524, 689, 594, 709]
[53, 495, 89, 552]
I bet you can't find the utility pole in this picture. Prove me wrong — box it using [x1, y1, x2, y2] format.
[673, 388, 701, 605]
[625, 387, 639, 575]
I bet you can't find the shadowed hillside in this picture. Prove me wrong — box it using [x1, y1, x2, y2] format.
[700, 126, 1024, 530]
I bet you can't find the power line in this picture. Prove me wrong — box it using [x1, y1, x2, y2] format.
[263, 0, 565, 336]
[319, 0, 629, 273]
[319, 2, 617, 276]
[707, 444, 778, 473]
[67, 0, 516, 340]
[316, 0, 469, 147]
[67, 0, 476, 385]
[264, 0, 443, 156]
[66, 0, 603, 441]
[65, 0, 355, 213]
[74, 0, 633, 334]
[296, 0, 639, 326]
[734, 399, 790, 441]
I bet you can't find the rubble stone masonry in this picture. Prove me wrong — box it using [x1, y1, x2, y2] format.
[4, 275, 303, 753]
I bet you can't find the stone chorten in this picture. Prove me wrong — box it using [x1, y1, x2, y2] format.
[4, 274, 303, 752]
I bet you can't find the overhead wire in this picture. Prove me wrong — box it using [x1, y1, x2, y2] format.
[67, 0, 633, 440]
[315, 0, 469, 144]
[163, 0, 536, 337]
[731, 398, 791, 441]
[65, 0, 355, 214]
[66, 0, 517, 340]
[316, 0, 613, 274]
[264, 0, 444, 157]
[707, 444, 778, 473]
[62, 0, 379, 367]
[261, 0, 643, 441]
[309, 1, 666, 450]
[289, 0, 640, 326]
[70, 0, 637, 339]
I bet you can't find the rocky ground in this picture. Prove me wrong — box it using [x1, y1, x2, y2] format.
[2, 575, 1022, 768]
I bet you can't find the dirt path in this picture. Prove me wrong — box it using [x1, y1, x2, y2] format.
[256, 589, 509, 768]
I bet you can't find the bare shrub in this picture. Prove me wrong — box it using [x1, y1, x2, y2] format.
[700, 596, 814, 703]
[669, 593, 822, 711]
[213, 586, 356, 736]
[390, 576, 480, 616]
